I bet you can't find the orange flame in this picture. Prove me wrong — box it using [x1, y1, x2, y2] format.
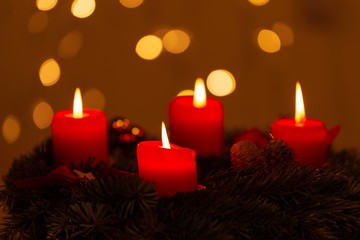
[73, 88, 83, 118]
[161, 121, 171, 149]
[295, 81, 306, 125]
[193, 78, 206, 108]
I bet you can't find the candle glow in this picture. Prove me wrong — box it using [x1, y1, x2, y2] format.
[73, 88, 83, 118]
[137, 122, 198, 196]
[295, 81, 305, 125]
[51, 88, 109, 166]
[270, 81, 340, 166]
[161, 121, 171, 149]
[169, 78, 224, 157]
[193, 78, 206, 108]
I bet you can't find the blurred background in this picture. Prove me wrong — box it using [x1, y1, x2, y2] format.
[1, 0, 360, 182]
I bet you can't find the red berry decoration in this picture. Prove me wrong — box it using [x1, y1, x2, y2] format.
[109, 116, 145, 152]
[233, 128, 269, 149]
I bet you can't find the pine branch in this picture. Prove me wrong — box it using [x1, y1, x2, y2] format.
[48, 202, 117, 240]
[2, 136, 360, 239]
[0, 199, 49, 240]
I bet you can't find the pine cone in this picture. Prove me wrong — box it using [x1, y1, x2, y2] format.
[263, 139, 295, 167]
[230, 141, 265, 172]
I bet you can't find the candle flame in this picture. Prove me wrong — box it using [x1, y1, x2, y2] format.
[161, 121, 171, 149]
[193, 78, 207, 108]
[295, 81, 306, 125]
[73, 88, 83, 118]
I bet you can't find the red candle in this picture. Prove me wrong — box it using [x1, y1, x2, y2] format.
[168, 78, 224, 157]
[52, 88, 109, 166]
[137, 122, 197, 196]
[271, 82, 338, 166]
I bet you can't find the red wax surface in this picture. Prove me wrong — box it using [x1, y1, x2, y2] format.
[51, 109, 109, 166]
[168, 96, 224, 157]
[137, 141, 197, 196]
[271, 118, 328, 166]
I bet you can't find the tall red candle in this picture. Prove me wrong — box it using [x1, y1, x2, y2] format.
[271, 82, 339, 166]
[137, 122, 197, 196]
[51, 88, 109, 166]
[168, 78, 224, 157]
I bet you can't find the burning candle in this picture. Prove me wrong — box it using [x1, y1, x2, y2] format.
[271, 82, 339, 166]
[51, 88, 109, 166]
[137, 122, 197, 196]
[168, 78, 224, 157]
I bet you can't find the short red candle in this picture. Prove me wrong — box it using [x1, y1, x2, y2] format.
[271, 118, 328, 166]
[270, 82, 335, 166]
[137, 141, 197, 196]
[51, 88, 109, 167]
[137, 123, 197, 196]
[168, 78, 224, 157]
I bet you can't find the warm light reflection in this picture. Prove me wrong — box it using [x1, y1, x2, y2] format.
[71, 0, 96, 18]
[257, 29, 281, 53]
[161, 121, 171, 149]
[58, 31, 83, 59]
[135, 35, 163, 60]
[28, 12, 48, 33]
[177, 89, 194, 96]
[73, 88, 83, 118]
[206, 69, 236, 97]
[119, 0, 143, 8]
[132, 127, 140, 135]
[113, 118, 130, 129]
[272, 22, 294, 47]
[83, 88, 106, 110]
[162, 29, 191, 54]
[248, 0, 269, 6]
[32, 101, 54, 129]
[39, 58, 61, 86]
[193, 78, 207, 108]
[36, 0, 58, 11]
[295, 81, 306, 125]
[2, 115, 21, 144]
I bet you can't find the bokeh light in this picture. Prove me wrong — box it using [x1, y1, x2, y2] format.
[2, 115, 21, 144]
[113, 118, 130, 129]
[32, 101, 54, 129]
[119, 0, 144, 8]
[131, 126, 140, 135]
[36, 0, 58, 11]
[58, 31, 83, 59]
[177, 89, 194, 96]
[83, 88, 106, 110]
[272, 22, 294, 47]
[257, 29, 281, 53]
[39, 58, 61, 86]
[28, 12, 48, 33]
[71, 0, 96, 18]
[206, 69, 236, 97]
[248, 0, 269, 6]
[162, 29, 191, 54]
[135, 35, 163, 60]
